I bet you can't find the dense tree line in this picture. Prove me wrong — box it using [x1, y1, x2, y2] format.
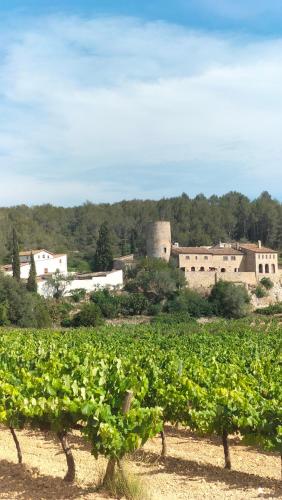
[0, 191, 281, 270]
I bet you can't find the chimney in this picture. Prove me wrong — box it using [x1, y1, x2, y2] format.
[258, 240, 262, 248]
[173, 242, 179, 247]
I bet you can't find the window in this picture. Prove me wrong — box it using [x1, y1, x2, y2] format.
[42, 254, 45, 259]
[262, 255, 264, 259]
[200, 266, 205, 271]
[191, 267, 195, 272]
[258, 255, 260, 259]
[195, 256, 198, 260]
[223, 256, 228, 261]
[59, 259, 62, 264]
[265, 264, 269, 273]
[231, 256, 236, 261]
[271, 264, 275, 273]
[259, 264, 263, 273]
[44, 268, 48, 274]
[186, 256, 190, 260]
[221, 268, 226, 272]
[234, 268, 238, 272]
[164, 247, 167, 254]
[204, 256, 208, 260]
[47, 255, 50, 259]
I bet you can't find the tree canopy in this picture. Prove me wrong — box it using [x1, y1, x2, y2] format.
[0, 191, 281, 272]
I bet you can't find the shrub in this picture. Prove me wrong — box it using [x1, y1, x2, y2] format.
[0, 274, 51, 327]
[260, 277, 274, 290]
[125, 257, 186, 304]
[91, 289, 120, 318]
[255, 303, 282, 315]
[151, 311, 195, 325]
[69, 288, 87, 303]
[166, 289, 213, 318]
[119, 293, 149, 316]
[254, 285, 267, 298]
[72, 303, 104, 327]
[209, 280, 250, 319]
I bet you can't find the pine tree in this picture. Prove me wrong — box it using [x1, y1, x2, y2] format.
[93, 222, 113, 271]
[27, 253, 37, 293]
[12, 228, 21, 281]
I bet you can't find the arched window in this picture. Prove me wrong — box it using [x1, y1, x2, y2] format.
[271, 264, 275, 273]
[221, 268, 226, 273]
[265, 264, 269, 273]
[200, 266, 205, 271]
[191, 267, 195, 272]
[259, 264, 263, 273]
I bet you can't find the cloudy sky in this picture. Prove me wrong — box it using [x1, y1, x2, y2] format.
[1, 1, 282, 206]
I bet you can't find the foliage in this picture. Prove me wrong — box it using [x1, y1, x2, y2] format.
[254, 285, 267, 298]
[125, 258, 185, 304]
[12, 228, 20, 281]
[209, 281, 250, 318]
[91, 289, 120, 318]
[26, 253, 37, 293]
[0, 273, 51, 327]
[151, 312, 195, 325]
[69, 288, 86, 303]
[93, 222, 113, 272]
[260, 277, 274, 290]
[72, 302, 104, 327]
[119, 293, 149, 316]
[43, 271, 73, 299]
[166, 289, 213, 318]
[0, 318, 280, 479]
[255, 303, 282, 315]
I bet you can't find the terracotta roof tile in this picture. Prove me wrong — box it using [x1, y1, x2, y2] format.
[239, 243, 277, 254]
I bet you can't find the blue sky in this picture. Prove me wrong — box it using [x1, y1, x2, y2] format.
[1, 1, 282, 205]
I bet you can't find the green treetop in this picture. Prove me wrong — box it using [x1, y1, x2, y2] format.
[27, 253, 37, 293]
[12, 228, 20, 281]
[93, 222, 113, 272]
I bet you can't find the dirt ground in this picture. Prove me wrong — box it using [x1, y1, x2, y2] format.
[0, 425, 280, 499]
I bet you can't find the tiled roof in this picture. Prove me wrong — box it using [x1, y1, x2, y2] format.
[171, 246, 243, 256]
[239, 243, 277, 254]
[19, 249, 54, 256]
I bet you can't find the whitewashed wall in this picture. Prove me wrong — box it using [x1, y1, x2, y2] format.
[38, 269, 123, 297]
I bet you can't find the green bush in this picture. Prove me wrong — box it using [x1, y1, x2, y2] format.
[69, 288, 87, 303]
[90, 289, 120, 318]
[0, 274, 51, 327]
[166, 289, 213, 318]
[260, 277, 274, 290]
[255, 303, 282, 315]
[151, 311, 195, 325]
[209, 280, 250, 319]
[254, 285, 267, 298]
[72, 303, 104, 327]
[119, 293, 149, 316]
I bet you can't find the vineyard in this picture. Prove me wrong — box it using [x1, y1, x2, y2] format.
[0, 318, 281, 495]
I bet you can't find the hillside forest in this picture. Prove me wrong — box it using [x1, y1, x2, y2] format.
[0, 191, 282, 271]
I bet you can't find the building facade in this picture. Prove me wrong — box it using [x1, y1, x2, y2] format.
[2, 249, 67, 279]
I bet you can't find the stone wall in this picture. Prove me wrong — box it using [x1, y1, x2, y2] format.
[185, 271, 258, 290]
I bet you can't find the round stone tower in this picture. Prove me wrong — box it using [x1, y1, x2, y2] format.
[146, 221, 171, 262]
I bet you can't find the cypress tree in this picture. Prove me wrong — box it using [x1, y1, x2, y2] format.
[27, 253, 37, 293]
[93, 222, 113, 271]
[12, 228, 21, 281]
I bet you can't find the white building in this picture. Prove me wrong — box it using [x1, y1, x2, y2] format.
[2, 249, 68, 279]
[38, 269, 124, 297]
[2, 248, 123, 296]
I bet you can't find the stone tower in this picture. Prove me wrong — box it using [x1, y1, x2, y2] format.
[146, 221, 171, 262]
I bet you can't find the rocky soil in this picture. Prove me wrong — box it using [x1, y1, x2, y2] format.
[0, 425, 280, 499]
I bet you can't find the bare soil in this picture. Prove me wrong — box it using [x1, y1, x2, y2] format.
[0, 425, 280, 499]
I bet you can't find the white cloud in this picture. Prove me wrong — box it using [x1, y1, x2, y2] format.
[0, 15, 282, 204]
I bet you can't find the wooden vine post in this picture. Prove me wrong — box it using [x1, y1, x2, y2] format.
[222, 429, 231, 470]
[103, 390, 134, 486]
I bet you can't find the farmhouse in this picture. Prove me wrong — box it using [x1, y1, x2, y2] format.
[145, 221, 280, 289]
[1, 248, 124, 296]
[2, 249, 67, 279]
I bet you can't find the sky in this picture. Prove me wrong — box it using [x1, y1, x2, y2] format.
[1, 1, 282, 206]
